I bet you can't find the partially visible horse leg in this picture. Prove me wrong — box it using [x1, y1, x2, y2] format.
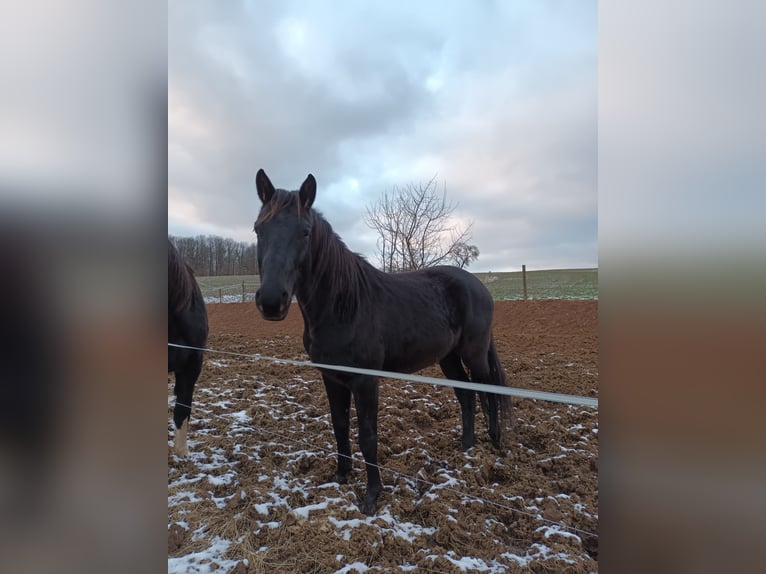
[173, 351, 202, 457]
[323, 375, 353, 485]
[478, 391, 500, 447]
[350, 375, 382, 515]
[462, 350, 501, 448]
[478, 393, 492, 439]
[439, 352, 476, 450]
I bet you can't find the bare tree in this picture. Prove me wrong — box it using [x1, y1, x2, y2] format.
[450, 242, 480, 269]
[364, 176, 479, 272]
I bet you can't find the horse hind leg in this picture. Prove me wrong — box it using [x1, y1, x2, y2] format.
[439, 353, 476, 451]
[478, 392, 501, 448]
[461, 352, 501, 448]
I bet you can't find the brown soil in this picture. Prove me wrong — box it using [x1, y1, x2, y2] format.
[169, 300, 598, 573]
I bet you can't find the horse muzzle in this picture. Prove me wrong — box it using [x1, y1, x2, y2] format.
[255, 286, 291, 321]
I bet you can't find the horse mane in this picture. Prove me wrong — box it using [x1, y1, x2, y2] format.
[308, 211, 375, 319]
[168, 239, 198, 313]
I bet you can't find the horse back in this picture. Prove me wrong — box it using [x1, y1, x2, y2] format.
[393, 266, 494, 327]
[305, 265, 492, 374]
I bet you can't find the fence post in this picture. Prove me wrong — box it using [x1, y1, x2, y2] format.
[522, 265, 528, 301]
[219, 288, 222, 303]
[242, 281, 245, 303]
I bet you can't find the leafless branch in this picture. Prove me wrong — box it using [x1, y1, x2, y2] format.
[363, 177, 480, 272]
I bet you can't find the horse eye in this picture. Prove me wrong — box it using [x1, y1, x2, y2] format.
[303, 228, 310, 237]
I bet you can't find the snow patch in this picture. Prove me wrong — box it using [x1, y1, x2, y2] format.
[168, 536, 242, 574]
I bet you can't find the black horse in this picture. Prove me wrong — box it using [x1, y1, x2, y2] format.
[253, 169, 511, 515]
[168, 239, 209, 456]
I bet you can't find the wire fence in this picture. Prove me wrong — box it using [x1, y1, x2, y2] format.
[169, 343, 598, 408]
[201, 281, 261, 304]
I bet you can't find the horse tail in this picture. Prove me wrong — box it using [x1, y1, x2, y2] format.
[487, 337, 513, 436]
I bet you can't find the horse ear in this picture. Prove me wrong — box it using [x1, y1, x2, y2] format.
[299, 174, 316, 209]
[256, 169, 275, 204]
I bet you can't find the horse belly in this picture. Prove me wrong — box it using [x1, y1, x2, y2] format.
[382, 329, 458, 374]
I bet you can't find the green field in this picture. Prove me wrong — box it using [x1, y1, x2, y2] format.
[474, 268, 598, 300]
[196, 268, 598, 302]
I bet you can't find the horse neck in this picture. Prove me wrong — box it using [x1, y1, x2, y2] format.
[295, 216, 367, 322]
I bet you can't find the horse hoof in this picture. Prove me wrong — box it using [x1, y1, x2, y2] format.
[461, 439, 475, 451]
[332, 473, 348, 485]
[360, 499, 377, 516]
[359, 486, 381, 515]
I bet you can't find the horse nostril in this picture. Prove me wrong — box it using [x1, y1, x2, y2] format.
[281, 291, 289, 306]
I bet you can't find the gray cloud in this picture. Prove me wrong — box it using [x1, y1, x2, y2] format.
[169, 0, 597, 271]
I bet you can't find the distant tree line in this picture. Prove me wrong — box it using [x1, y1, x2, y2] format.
[169, 234, 258, 277]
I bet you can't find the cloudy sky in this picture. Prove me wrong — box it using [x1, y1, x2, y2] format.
[168, 0, 597, 272]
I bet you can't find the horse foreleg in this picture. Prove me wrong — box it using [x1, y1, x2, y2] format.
[352, 376, 382, 515]
[323, 376, 352, 484]
[172, 355, 202, 457]
[174, 418, 189, 457]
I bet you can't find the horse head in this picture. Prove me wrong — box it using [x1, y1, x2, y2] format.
[253, 168, 316, 320]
